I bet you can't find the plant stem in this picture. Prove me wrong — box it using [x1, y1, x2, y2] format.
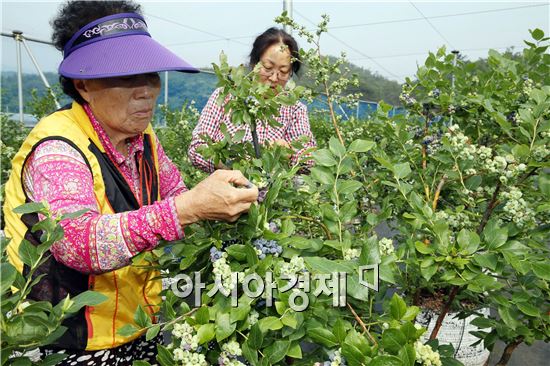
[477, 182, 502, 234]
[315, 42, 344, 145]
[429, 286, 460, 340]
[333, 159, 343, 243]
[347, 302, 378, 346]
[495, 337, 524, 366]
[251, 125, 261, 158]
[279, 215, 332, 240]
[432, 176, 447, 210]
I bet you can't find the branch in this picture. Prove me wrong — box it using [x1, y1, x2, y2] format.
[495, 337, 524, 366]
[279, 215, 333, 240]
[432, 176, 447, 210]
[429, 286, 460, 340]
[477, 182, 502, 234]
[347, 302, 378, 346]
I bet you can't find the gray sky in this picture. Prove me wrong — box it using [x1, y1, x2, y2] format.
[1, 0, 549, 82]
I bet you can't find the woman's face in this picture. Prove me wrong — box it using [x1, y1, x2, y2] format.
[74, 73, 161, 140]
[258, 43, 292, 90]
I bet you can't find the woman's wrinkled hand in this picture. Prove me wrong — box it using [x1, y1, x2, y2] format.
[174, 170, 259, 225]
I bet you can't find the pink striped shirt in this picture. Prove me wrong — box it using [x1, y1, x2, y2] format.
[22, 104, 187, 274]
[189, 88, 316, 172]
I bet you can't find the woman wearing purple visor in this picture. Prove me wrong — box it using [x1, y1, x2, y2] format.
[3, 1, 258, 364]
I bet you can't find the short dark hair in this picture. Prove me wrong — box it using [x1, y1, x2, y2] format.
[51, 1, 142, 104]
[249, 27, 301, 75]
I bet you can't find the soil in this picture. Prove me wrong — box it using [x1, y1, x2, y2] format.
[415, 289, 479, 312]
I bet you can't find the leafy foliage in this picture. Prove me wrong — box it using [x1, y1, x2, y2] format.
[1, 202, 107, 365]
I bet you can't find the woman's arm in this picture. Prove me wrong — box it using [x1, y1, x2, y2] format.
[156, 134, 188, 198]
[23, 140, 184, 275]
[188, 88, 227, 173]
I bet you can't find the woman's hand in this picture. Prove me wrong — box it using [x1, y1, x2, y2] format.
[174, 170, 259, 225]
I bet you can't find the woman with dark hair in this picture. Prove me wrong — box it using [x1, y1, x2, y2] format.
[189, 27, 316, 172]
[3, 1, 258, 364]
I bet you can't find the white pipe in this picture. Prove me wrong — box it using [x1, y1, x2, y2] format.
[14, 31, 24, 124]
[21, 37, 61, 109]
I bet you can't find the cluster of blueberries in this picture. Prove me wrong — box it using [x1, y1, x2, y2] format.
[209, 247, 225, 262]
[252, 238, 283, 259]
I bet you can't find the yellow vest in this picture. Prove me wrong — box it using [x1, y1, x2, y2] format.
[3, 102, 162, 350]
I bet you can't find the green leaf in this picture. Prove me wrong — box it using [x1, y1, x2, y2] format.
[258, 316, 283, 332]
[516, 302, 540, 318]
[156, 344, 176, 366]
[457, 229, 480, 255]
[531, 28, 545, 41]
[287, 342, 302, 359]
[118, 324, 138, 337]
[341, 343, 366, 365]
[337, 179, 363, 195]
[484, 224, 508, 250]
[421, 264, 437, 282]
[539, 173, 550, 198]
[230, 302, 251, 322]
[312, 148, 337, 167]
[381, 329, 406, 354]
[39, 326, 67, 347]
[329, 136, 346, 158]
[66, 291, 108, 313]
[132, 361, 152, 366]
[60, 208, 89, 221]
[400, 321, 418, 341]
[195, 306, 210, 324]
[390, 294, 407, 321]
[145, 325, 160, 341]
[226, 244, 247, 261]
[532, 262, 550, 280]
[473, 253, 498, 271]
[197, 323, 215, 344]
[399, 344, 415, 366]
[394, 162, 411, 179]
[369, 355, 403, 366]
[415, 241, 434, 254]
[133, 305, 151, 328]
[308, 328, 338, 347]
[333, 319, 347, 343]
[310, 167, 335, 185]
[1, 262, 17, 294]
[281, 311, 298, 329]
[215, 313, 236, 342]
[18, 239, 38, 267]
[349, 139, 375, 153]
[242, 341, 258, 365]
[359, 235, 380, 265]
[470, 317, 493, 329]
[9, 357, 32, 366]
[498, 306, 519, 330]
[248, 323, 264, 349]
[266, 340, 291, 364]
[13, 202, 46, 214]
[39, 353, 69, 366]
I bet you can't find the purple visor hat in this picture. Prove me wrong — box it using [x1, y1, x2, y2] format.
[59, 12, 198, 78]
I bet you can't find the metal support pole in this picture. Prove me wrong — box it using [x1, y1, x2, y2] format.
[20, 37, 60, 109]
[164, 71, 169, 126]
[283, 0, 293, 34]
[164, 71, 169, 108]
[14, 31, 24, 124]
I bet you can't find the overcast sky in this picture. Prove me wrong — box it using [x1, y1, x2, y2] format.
[1, 0, 549, 83]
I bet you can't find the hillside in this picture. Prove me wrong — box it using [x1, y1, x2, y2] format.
[1, 59, 402, 115]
